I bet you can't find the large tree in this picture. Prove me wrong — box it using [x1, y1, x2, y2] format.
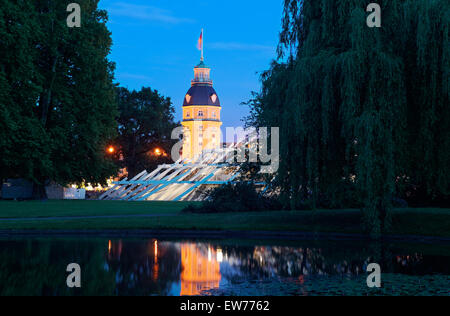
[116, 87, 177, 178]
[246, 0, 449, 236]
[0, 0, 118, 196]
[0, 0, 50, 187]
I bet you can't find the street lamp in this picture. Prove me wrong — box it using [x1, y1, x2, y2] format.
[107, 146, 115, 154]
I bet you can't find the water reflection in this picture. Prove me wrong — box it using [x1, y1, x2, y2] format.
[180, 244, 221, 296]
[0, 238, 448, 296]
[105, 239, 180, 295]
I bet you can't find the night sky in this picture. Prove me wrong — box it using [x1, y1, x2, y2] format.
[98, 0, 283, 128]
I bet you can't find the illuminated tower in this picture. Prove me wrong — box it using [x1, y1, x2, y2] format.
[181, 57, 222, 160]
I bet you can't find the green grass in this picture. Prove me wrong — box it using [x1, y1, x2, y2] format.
[0, 201, 449, 238]
[0, 200, 191, 218]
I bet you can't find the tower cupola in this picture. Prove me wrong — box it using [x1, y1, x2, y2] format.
[193, 61, 212, 86]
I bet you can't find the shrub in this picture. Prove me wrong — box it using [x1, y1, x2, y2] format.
[182, 182, 281, 213]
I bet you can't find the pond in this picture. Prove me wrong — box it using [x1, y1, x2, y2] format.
[0, 237, 448, 296]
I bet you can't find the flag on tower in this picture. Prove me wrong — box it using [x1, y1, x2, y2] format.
[197, 30, 203, 51]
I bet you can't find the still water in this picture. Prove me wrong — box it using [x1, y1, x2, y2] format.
[0, 237, 448, 296]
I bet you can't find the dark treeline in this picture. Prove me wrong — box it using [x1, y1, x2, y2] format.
[246, 0, 449, 236]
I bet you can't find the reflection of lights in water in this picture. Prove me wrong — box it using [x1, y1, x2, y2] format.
[180, 244, 221, 296]
[298, 275, 305, 284]
[153, 261, 159, 280]
[217, 248, 223, 263]
[102, 241, 432, 296]
[153, 240, 159, 280]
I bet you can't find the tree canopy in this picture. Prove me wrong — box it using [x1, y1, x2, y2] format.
[246, 0, 449, 236]
[0, 0, 118, 194]
[115, 87, 177, 178]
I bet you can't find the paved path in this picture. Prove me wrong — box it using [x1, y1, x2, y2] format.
[0, 213, 176, 222]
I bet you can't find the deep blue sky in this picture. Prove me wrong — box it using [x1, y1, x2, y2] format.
[98, 0, 283, 128]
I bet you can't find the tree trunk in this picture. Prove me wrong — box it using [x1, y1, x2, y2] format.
[32, 182, 48, 200]
[40, 56, 58, 126]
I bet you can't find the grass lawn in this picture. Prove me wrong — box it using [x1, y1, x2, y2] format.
[0, 200, 192, 218]
[0, 200, 449, 237]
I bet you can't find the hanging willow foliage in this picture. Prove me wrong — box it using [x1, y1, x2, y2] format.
[246, 0, 449, 237]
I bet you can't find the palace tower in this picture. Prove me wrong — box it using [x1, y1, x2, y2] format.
[181, 57, 222, 160]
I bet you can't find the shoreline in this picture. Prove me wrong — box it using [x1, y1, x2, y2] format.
[1, 228, 450, 244]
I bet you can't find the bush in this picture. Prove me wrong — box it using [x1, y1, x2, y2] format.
[182, 182, 282, 213]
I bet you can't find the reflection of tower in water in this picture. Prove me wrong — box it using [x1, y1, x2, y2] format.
[180, 244, 221, 296]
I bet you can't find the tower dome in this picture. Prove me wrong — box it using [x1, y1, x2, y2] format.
[183, 85, 220, 107]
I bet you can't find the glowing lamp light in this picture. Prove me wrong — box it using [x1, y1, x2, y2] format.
[154, 148, 162, 156]
[107, 146, 115, 154]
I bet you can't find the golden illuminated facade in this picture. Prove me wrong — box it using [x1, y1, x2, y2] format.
[181, 59, 222, 160]
[180, 244, 221, 296]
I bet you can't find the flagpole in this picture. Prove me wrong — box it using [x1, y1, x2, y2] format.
[201, 29, 204, 61]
